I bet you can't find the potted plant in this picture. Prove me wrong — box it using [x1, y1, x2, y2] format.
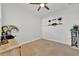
[73, 25, 79, 31]
[1, 25, 19, 44]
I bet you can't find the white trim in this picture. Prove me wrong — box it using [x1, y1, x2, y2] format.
[42, 38, 70, 45]
[43, 38, 79, 50]
[18, 38, 42, 46]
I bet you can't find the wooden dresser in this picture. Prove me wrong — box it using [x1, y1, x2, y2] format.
[0, 39, 20, 56]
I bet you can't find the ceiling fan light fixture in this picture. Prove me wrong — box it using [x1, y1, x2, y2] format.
[40, 3, 44, 7]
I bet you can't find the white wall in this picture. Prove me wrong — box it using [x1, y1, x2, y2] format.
[42, 4, 79, 45]
[2, 3, 79, 45]
[0, 4, 1, 38]
[2, 3, 42, 43]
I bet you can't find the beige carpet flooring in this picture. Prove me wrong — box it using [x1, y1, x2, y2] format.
[21, 39, 79, 56]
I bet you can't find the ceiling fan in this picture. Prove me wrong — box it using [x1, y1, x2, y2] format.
[30, 3, 49, 11]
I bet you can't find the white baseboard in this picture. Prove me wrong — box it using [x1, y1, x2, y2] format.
[18, 37, 79, 50]
[18, 38, 42, 46]
[42, 38, 79, 50]
[42, 38, 70, 45]
[70, 46, 79, 50]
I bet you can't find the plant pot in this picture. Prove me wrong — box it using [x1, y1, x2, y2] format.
[73, 25, 79, 31]
[6, 35, 15, 39]
[1, 39, 8, 45]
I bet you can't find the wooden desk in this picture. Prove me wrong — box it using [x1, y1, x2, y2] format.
[0, 39, 20, 56]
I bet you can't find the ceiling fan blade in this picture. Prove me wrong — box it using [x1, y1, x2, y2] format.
[44, 5, 49, 10]
[37, 6, 41, 11]
[44, 3, 48, 4]
[30, 3, 41, 4]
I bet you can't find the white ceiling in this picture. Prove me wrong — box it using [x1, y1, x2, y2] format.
[2, 3, 75, 19]
[22, 3, 73, 18]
